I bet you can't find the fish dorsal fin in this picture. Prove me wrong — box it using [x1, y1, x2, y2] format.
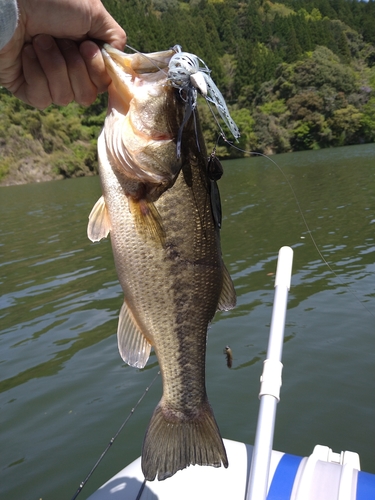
[117, 301, 152, 369]
[217, 264, 236, 311]
[87, 196, 111, 242]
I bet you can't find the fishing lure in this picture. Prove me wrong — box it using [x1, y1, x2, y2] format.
[223, 345, 233, 369]
[168, 46, 240, 157]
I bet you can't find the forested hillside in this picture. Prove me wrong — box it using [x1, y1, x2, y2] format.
[1, 0, 374, 184]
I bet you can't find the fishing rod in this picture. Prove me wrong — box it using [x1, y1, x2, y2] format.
[70, 370, 160, 500]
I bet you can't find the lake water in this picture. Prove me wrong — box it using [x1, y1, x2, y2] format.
[0, 144, 374, 499]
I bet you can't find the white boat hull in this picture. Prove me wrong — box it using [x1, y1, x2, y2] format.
[87, 438, 375, 500]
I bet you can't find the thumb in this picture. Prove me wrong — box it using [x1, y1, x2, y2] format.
[87, 3, 126, 50]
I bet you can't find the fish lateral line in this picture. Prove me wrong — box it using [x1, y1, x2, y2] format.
[94, 44, 236, 486]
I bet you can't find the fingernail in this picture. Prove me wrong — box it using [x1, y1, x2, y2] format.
[34, 34, 54, 50]
[24, 44, 37, 59]
[79, 40, 99, 60]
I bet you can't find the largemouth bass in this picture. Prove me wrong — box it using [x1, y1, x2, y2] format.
[87, 45, 236, 481]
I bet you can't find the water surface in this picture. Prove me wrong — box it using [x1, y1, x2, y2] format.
[0, 144, 374, 499]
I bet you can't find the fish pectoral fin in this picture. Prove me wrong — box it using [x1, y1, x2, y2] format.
[87, 196, 111, 242]
[129, 198, 165, 246]
[117, 301, 152, 369]
[217, 264, 236, 311]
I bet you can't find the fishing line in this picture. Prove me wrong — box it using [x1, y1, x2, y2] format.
[217, 134, 375, 318]
[116, 44, 372, 315]
[70, 370, 161, 500]
[125, 43, 170, 76]
[203, 96, 229, 141]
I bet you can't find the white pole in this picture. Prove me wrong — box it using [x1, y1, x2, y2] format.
[246, 246, 293, 500]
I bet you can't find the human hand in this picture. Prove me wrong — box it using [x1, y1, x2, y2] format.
[0, 0, 126, 108]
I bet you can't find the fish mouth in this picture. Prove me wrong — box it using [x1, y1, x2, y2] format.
[102, 44, 176, 74]
[100, 44, 185, 195]
[101, 44, 177, 112]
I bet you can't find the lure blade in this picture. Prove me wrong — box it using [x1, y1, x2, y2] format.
[167, 49, 240, 141]
[207, 152, 224, 181]
[202, 72, 240, 140]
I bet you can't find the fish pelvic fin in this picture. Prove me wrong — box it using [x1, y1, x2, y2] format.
[129, 197, 165, 246]
[142, 399, 228, 481]
[217, 264, 237, 311]
[87, 196, 111, 242]
[118, 301, 152, 369]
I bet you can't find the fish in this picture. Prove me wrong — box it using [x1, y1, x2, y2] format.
[87, 44, 237, 481]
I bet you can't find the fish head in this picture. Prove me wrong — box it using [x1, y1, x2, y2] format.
[101, 45, 187, 200]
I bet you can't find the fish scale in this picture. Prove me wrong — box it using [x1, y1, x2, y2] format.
[87, 45, 236, 481]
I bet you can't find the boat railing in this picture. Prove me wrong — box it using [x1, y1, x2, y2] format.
[246, 246, 294, 500]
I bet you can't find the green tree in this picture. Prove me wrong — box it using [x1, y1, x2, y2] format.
[329, 104, 364, 145]
[360, 96, 375, 143]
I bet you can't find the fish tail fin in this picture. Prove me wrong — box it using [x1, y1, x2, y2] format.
[129, 197, 165, 246]
[142, 399, 228, 481]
